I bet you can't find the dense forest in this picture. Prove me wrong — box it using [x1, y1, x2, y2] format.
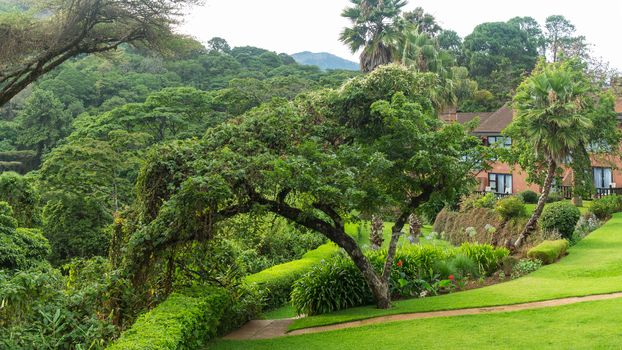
[0, 0, 619, 349]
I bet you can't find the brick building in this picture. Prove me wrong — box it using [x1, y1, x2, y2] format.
[440, 101, 622, 196]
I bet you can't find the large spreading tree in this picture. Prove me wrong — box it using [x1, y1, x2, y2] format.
[0, 0, 197, 107]
[126, 65, 486, 308]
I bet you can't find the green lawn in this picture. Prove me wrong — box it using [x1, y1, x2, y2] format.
[525, 200, 592, 216]
[212, 297, 622, 349]
[288, 212, 622, 330]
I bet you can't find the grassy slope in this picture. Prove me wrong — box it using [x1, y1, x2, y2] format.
[212, 298, 622, 350]
[289, 212, 622, 330]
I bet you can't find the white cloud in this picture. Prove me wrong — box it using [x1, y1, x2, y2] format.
[180, 0, 622, 70]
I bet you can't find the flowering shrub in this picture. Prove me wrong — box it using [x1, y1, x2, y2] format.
[571, 214, 601, 244]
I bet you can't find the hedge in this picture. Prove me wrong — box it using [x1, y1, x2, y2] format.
[527, 240, 569, 265]
[107, 287, 230, 350]
[244, 243, 338, 309]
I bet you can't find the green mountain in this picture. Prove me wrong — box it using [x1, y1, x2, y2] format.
[292, 51, 359, 71]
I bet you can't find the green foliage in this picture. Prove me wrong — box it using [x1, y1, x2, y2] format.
[539, 202, 580, 239]
[291, 243, 507, 315]
[458, 242, 509, 276]
[0, 202, 49, 270]
[290, 255, 372, 316]
[463, 20, 539, 103]
[0, 172, 39, 227]
[459, 192, 497, 211]
[589, 195, 622, 220]
[107, 287, 230, 350]
[495, 196, 527, 221]
[447, 254, 480, 279]
[0, 261, 116, 350]
[42, 196, 111, 264]
[545, 191, 563, 203]
[527, 240, 569, 264]
[519, 190, 539, 204]
[243, 244, 338, 310]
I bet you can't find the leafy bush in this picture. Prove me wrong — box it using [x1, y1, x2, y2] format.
[447, 254, 480, 279]
[527, 240, 569, 264]
[243, 243, 338, 309]
[0, 261, 116, 350]
[589, 195, 622, 220]
[43, 196, 112, 264]
[539, 202, 580, 239]
[511, 258, 542, 279]
[495, 196, 527, 221]
[0, 203, 50, 270]
[458, 242, 509, 276]
[0, 172, 40, 227]
[519, 190, 539, 204]
[545, 191, 562, 203]
[290, 255, 371, 316]
[107, 287, 230, 350]
[460, 192, 496, 212]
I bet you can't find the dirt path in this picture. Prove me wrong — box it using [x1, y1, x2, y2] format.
[223, 292, 622, 340]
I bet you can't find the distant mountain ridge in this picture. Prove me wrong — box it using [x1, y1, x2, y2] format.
[292, 51, 359, 71]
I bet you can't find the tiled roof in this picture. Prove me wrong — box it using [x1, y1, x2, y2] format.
[456, 112, 493, 125]
[473, 104, 513, 134]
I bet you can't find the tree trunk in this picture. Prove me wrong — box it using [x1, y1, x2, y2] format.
[328, 226, 391, 308]
[514, 156, 557, 248]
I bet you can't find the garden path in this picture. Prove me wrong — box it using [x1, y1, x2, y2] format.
[224, 291, 622, 340]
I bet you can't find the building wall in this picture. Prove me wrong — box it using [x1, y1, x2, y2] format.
[477, 152, 622, 195]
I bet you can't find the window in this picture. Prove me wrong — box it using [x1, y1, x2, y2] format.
[593, 167, 613, 189]
[488, 173, 513, 194]
[487, 136, 512, 148]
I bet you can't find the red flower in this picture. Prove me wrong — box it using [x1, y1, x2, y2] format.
[396, 260, 403, 268]
[449, 274, 455, 281]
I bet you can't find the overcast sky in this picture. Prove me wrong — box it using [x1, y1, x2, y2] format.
[180, 0, 622, 70]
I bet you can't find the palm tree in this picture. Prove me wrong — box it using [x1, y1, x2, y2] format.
[395, 22, 454, 76]
[340, 0, 406, 73]
[508, 61, 592, 248]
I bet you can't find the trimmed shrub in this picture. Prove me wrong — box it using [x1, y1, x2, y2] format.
[519, 190, 539, 204]
[527, 240, 569, 264]
[290, 255, 371, 316]
[107, 287, 230, 350]
[495, 196, 527, 221]
[458, 242, 509, 276]
[243, 243, 338, 309]
[539, 202, 580, 239]
[589, 195, 622, 220]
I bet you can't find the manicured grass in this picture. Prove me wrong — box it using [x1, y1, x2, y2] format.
[212, 297, 622, 349]
[525, 200, 591, 216]
[288, 212, 622, 330]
